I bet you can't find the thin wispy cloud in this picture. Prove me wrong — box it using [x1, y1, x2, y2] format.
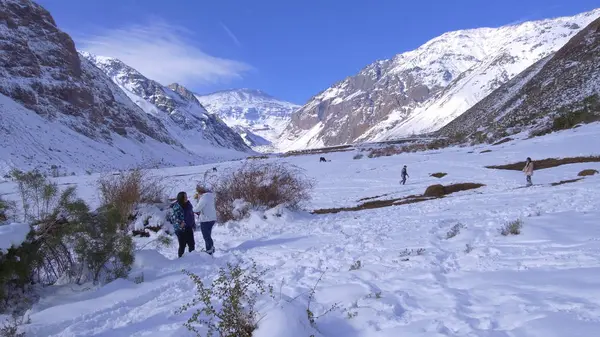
[77, 20, 252, 86]
[220, 21, 242, 47]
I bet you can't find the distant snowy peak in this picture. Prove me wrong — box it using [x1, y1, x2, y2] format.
[280, 8, 600, 150]
[196, 89, 299, 120]
[196, 89, 300, 151]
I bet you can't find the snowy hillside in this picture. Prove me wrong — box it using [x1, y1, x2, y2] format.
[280, 8, 600, 150]
[0, 0, 250, 176]
[196, 89, 299, 151]
[438, 16, 600, 141]
[3, 122, 600, 336]
[81, 53, 252, 155]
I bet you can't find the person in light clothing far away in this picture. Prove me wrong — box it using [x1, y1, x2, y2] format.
[523, 157, 534, 186]
[401, 165, 409, 185]
[193, 186, 218, 255]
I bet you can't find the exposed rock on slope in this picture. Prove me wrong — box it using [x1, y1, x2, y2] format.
[279, 9, 600, 150]
[438, 17, 600, 141]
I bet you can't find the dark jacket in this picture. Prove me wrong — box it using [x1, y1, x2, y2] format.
[182, 201, 196, 230]
[401, 167, 408, 177]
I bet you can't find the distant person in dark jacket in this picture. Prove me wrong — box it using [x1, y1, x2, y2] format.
[401, 165, 409, 185]
[172, 191, 196, 258]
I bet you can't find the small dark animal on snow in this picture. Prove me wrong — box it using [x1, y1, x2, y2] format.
[320, 157, 327, 162]
[212, 167, 217, 172]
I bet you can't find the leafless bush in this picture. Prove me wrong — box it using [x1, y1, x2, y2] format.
[499, 219, 523, 236]
[446, 223, 465, 239]
[353, 154, 364, 160]
[0, 196, 16, 223]
[349, 260, 362, 271]
[213, 163, 314, 222]
[98, 169, 165, 223]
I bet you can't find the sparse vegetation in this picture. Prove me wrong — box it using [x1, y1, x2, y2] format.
[486, 156, 600, 171]
[353, 153, 364, 160]
[424, 183, 485, 197]
[177, 260, 274, 337]
[314, 183, 484, 214]
[0, 196, 16, 222]
[492, 137, 514, 146]
[578, 169, 599, 177]
[0, 314, 27, 337]
[430, 172, 447, 178]
[98, 169, 165, 223]
[499, 219, 523, 236]
[446, 223, 465, 239]
[349, 260, 362, 271]
[282, 145, 354, 157]
[464, 244, 473, 254]
[399, 248, 426, 257]
[551, 178, 583, 186]
[213, 162, 314, 222]
[480, 149, 492, 153]
[246, 155, 269, 160]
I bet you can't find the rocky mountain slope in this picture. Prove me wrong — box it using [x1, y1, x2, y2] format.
[0, 0, 251, 175]
[279, 9, 600, 150]
[196, 89, 299, 150]
[438, 17, 600, 142]
[80, 53, 250, 154]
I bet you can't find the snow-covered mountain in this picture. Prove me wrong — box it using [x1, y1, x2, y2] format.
[438, 16, 600, 141]
[80, 53, 251, 154]
[196, 89, 299, 151]
[279, 8, 600, 150]
[0, 0, 251, 176]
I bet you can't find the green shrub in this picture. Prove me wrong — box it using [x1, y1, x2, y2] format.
[177, 260, 273, 337]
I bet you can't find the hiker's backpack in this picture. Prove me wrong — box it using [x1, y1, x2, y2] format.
[165, 202, 182, 233]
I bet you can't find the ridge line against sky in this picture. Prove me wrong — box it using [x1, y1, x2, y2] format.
[35, 0, 600, 104]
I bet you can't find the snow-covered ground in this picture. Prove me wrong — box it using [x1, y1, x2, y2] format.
[2, 123, 600, 336]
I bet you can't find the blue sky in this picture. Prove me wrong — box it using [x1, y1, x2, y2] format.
[38, 0, 599, 104]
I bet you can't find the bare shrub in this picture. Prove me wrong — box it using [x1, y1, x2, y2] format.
[0, 314, 27, 337]
[464, 244, 473, 253]
[177, 260, 273, 337]
[0, 196, 16, 223]
[499, 219, 523, 236]
[367, 146, 405, 158]
[213, 163, 314, 222]
[430, 172, 447, 179]
[353, 154, 364, 160]
[446, 223, 465, 239]
[399, 248, 426, 257]
[424, 184, 445, 197]
[578, 169, 599, 177]
[98, 169, 165, 223]
[349, 260, 362, 271]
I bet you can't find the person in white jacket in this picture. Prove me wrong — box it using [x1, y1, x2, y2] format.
[193, 186, 217, 255]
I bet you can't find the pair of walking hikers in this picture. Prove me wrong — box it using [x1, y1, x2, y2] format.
[169, 186, 217, 258]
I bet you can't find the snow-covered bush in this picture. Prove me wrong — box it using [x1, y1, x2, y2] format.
[177, 260, 274, 337]
[213, 163, 314, 222]
[98, 169, 166, 224]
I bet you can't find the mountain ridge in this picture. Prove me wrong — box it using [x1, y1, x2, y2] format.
[279, 8, 600, 151]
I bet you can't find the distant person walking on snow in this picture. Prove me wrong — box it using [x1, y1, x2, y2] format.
[401, 165, 409, 185]
[523, 157, 534, 186]
[194, 186, 218, 255]
[171, 192, 196, 258]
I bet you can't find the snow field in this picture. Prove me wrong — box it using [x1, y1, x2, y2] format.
[1, 123, 600, 336]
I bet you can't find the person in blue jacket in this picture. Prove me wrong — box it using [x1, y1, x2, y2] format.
[171, 191, 196, 257]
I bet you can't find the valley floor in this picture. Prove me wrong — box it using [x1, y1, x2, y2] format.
[2, 124, 600, 337]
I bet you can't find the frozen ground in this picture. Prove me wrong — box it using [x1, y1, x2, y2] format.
[1, 123, 600, 336]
